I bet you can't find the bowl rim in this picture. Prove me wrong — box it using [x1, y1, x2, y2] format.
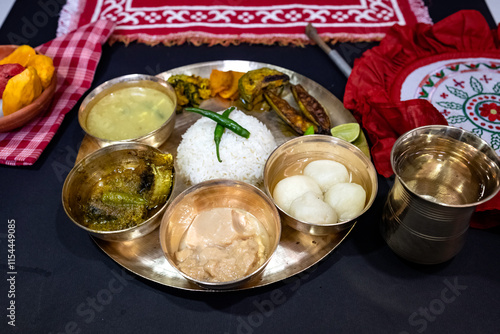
[77, 73, 177, 144]
[62, 142, 176, 236]
[159, 178, 282, 289]
[264, 134, 378, 229]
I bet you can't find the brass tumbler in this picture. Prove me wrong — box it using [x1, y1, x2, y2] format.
[381, 125, 500, 264]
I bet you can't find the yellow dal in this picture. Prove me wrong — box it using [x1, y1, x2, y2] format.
[86, 86, 174, 140]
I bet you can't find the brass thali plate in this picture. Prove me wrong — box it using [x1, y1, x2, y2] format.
[78, 60, 360, 291]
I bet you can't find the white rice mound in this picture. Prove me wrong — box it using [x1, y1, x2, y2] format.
[176, 109, 277, 186]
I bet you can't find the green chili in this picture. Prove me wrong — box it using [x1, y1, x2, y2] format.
[214, 106, 235, 163]
[185, 107, 251, 139]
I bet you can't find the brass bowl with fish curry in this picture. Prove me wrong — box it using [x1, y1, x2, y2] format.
[62, 143, 176, 241]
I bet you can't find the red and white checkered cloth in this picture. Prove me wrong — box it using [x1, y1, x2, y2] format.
[0, 20, 115, 166]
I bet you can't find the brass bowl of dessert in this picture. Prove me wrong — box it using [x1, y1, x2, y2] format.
[159, 179, 281, 290]
[78, 74, 177, 148]
[62, 142, 176, 242]
[264, 135, 378, 236]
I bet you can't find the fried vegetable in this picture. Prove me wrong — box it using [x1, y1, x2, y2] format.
[210, 69, 233, 96]
[167, 74, 211, 112]
[291, 84, 331, 132]
[218, 71, 245, 100]
[209, 69, 245, 100]
[264, 90, 319, 135]
[81, 153, 174, 231]
[238, 68, 289, 109]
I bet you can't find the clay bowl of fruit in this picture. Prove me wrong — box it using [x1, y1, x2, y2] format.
[0, 45, 58, 132]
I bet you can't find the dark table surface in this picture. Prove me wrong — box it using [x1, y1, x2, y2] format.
[1, 1, 499, 333]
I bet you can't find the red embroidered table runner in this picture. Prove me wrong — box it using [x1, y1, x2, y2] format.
[57, 0, 432, 46]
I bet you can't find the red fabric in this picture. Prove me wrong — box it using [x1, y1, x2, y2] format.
[0, 20, 115, 166]
[358, 99, 448, 176]
[344, 10, 500, 228]
[57, 0, 432, 46]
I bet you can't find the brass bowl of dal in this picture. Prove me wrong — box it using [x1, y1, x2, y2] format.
[159, 179, 281, 290]
[62, 142, 176, 242]
[264, 135, 378, 236]
[78, 74, 177, 148]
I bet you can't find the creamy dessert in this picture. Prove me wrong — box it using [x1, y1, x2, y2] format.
[86, 86, 175, 141]
[175, 207, 269, 283]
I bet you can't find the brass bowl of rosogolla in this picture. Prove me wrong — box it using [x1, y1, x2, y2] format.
[264, 135, 378, 236]
[78, 74, 177, 148]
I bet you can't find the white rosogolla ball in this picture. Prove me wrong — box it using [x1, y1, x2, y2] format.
[303, 160, 349, 193]
[289, 191, 338, 224]
[272, 175, 322, 212]
[324, 182, 366, 220]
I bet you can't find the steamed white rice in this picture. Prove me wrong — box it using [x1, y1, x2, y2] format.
[176, 109, 277, 186]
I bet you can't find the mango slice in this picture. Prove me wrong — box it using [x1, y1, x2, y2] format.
[27, 54, 54, 89]
[0, 45, 37, 67]
[0, 63, 25, 98]
[2, 66, 43, 116]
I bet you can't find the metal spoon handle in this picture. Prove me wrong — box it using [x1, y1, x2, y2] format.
[305, 23, 352, 78]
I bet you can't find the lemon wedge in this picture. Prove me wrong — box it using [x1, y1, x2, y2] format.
[330, 123, 360, 143]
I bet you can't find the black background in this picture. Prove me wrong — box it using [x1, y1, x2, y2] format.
[0, 1, 499, 333]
